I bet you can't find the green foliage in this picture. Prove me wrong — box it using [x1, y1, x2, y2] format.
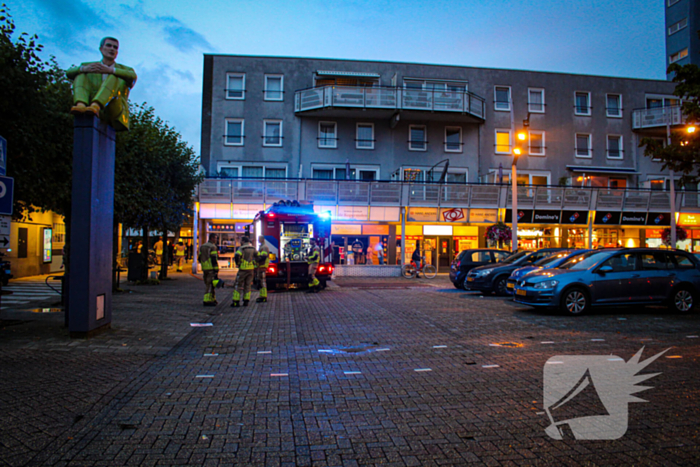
[0, 5, 73, 219]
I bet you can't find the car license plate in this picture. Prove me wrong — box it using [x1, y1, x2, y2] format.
[507, 282, 514, 289]
[516, 288, 527, 296]
[467, 277, 474, 282]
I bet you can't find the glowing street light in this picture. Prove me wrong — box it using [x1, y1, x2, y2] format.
[511, 130, 528, 253]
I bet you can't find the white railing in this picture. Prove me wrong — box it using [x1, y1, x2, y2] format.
[632, 106, 683, 129]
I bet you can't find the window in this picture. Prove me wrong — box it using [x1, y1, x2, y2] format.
[313, 165, 377, 180]
[575, 133, 591, 158]
[600, 253, 637, 272]
[495, 129, 511, 154]
[471, 251, 491, 262]
[224, 118, 244, 146]
[670, 48, 688, 64]
[263, 120, 282, 147]
[265, 168, 286, 179]
[529, 131, 545, 156]
[528, 88, 545, 113]
[313, 169, 333, 179]
[641, 252, 671, 270]
[606, 94, 622, 117]
[409, 125, 427, 151]
[226, 73, 245, 99]
[670, 253, 694, 269]
[668, 17, 688, 35]
[356, 123, 374, 149]
[242, 166, 263, 178]
[318, 122, 337, 148]
[607, 135, 623, 159]
[219, 167, 238, 177]
[574, 92, 591, 115]
[264, 75, 284, 101]
[444, 127, 462, 152]
[218, 165, 287, 179]
[494, 86, 511, 111]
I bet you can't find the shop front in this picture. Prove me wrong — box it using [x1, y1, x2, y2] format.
[679, 213, 700, 252]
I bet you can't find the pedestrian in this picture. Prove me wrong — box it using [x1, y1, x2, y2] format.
[231, 236, 256, 307]
[412, 243, 422, 278]
[375, 241, 384, 265]
[185, 241, 192, 261]
[256, 235, 270, 303]
[174, 240, 187, 272]
[154, 236, 164, 265]
[307, 238, 322, 293]
[168, 240, 175, 267]
[199, 234, 219, 306]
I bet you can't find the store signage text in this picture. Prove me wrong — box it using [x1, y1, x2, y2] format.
[533, 210, 561, 223]
[620, 213, 647, 225]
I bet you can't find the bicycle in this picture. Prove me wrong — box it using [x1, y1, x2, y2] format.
[401, 256, 437, 279]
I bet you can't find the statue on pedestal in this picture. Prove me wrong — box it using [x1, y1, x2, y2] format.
[67, 37, 137, 131]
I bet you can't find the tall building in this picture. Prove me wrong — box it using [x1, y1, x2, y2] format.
[665, 0, 700, 78]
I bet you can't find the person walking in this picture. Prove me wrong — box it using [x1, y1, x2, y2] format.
[412, 243, 422, 279]
[375, 241, 385, 265]
[231, 236, 256, 307]
[307, 238, 321, 293]
[174, 240, 187, 272]
[256, 235, 270, 303]
[199, 234, 219, 306]
[154, 237, 164, 265]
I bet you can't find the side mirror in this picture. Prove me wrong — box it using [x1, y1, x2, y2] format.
[598, 265, 613, 274]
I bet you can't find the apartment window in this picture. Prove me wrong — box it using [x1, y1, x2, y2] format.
[219, 167, 238, 177]
[574, 92, 591, 115]
[318, 122, 337, 148]
[264, 75, 284, 101]
[265, 168, 286, 179]
[263, 120, 282, 147]
[575, 133, 592, 158]
[356, 123, 374, 149]
[668, 17, 688, 35]
[669, 48, 688, 64]
[528, 88, 545, 113]
[494, 86, 511, 111]
[226, 73, 245, 99]
[409, 125, 427, 151]
[495, 129, 511, 154]
[224, 118, 244, 146]
[529, 131, 545, 156]
[313, 169, 333, 179]
[606, 94, 622, 117]
[444, 127, 462, 152]
[607, 135, 623, 160]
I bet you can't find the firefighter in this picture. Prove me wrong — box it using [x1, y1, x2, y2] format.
[174, 240, 186, 272]
[199, 233, 219, 306]
[256, 235, 270, 303]
[231, 236, 256, 307]
[307, 238, 321, 293]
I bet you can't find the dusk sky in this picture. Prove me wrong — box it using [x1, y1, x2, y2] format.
[8, 0, 667, 158]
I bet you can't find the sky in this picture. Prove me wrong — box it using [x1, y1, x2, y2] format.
[7, 0, 667, 156]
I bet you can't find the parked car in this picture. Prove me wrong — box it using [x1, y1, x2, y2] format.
[465, 248, 565, 296]
[506, 250, 588, 294]
[449, 249, 511, 289]
[513, 248, 700, 315]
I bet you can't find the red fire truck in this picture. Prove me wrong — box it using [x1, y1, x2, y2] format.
[251, 200, 334, 290]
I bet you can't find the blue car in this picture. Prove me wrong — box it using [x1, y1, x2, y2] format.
[506, 250, 588, 294]
[513, 248, 700, 315]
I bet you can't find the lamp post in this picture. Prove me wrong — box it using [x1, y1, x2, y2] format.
[511, 131, 527, 253]
[666, 107, 676, 248]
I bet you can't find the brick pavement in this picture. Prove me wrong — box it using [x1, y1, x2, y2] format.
[1, 272, 699, 466]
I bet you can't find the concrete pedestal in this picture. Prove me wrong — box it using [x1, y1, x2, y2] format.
[68, 114, 115, 337]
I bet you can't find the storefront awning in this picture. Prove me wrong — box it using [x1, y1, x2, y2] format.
[316, 70, 381, 78]
[566, 165, 639, 175]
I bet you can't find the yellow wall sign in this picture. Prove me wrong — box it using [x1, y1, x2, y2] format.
[679, 213, 700, 226]
[454, 226, 479, 236]
[362, 225, 389, 235]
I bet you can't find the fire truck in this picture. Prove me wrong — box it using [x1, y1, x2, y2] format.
[250, 200, 334, 290]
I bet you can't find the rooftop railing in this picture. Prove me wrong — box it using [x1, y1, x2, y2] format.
[199, 178, 699, 213]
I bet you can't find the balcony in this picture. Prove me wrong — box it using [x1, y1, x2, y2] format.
[294, 85, 486, 122]
[632, 106, 683, 131]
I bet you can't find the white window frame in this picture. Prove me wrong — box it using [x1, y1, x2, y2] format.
[444, 127, 462, 153]
[401, 166, 469, 184]
[312, 164, 379, 180]
[318, 121, 337, 149]
[495, 129, 512, 154]
[574, 91, 591, 116]
[488, 169, 551, 185]
[216, 163, 288, 179]
[356, 123, 375, 150]
[528, 131, 545, 156]
[494, 86, 511, 111]
[264, 74, 284, 101]
[408, 125, 427, 151]
[226, 73, 245, 100]
[670, 48, 688, 64]
[668, 17, 688, 35]
[224, 118, 244, 146]
[575, 133, 592, 158]
[606, 94, 623, 118]
[606, 134, 624, 160]
[263, 120, 283, 147]
[528, 88, 545, 113]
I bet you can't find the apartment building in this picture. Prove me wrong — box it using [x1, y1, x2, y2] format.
[666, 0, 700, 78]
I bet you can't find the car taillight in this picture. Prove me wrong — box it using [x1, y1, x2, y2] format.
[319, 266, 326, 273]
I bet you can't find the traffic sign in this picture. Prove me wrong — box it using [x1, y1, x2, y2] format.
[0, 236, 9, 248]
[0, 176, 13, 216]
[0, 135, 6, 176]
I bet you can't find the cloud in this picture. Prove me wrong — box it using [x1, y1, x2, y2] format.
[158, 17, 215, 53]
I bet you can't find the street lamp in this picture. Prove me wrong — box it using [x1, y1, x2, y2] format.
[511, 130, 527, 253]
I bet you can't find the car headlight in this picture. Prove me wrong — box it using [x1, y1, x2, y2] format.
[474, 269, 492, 277]
[533, 280, 559, 289]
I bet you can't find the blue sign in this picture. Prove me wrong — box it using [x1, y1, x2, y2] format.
[0, 135, 6, 176]
[0, 176, 14, 216]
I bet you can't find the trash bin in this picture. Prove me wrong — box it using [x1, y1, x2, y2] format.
[127, 252, 143, 282]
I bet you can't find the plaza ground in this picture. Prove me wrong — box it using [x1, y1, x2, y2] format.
[0, 272, 699, 466]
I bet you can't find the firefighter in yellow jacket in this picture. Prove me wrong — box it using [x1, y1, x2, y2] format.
[231, 236, 257, 307]
[307, 238, 322, 293]
[256, 235, 270, 303]
[199, 234, 219, 306]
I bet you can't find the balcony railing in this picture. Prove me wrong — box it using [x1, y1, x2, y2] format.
[632, 106, 683, 130]
[198, 178, 699, 214]
[294, 85, 486, 120]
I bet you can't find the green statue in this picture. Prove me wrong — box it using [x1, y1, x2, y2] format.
[67, 37, 137, 131]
